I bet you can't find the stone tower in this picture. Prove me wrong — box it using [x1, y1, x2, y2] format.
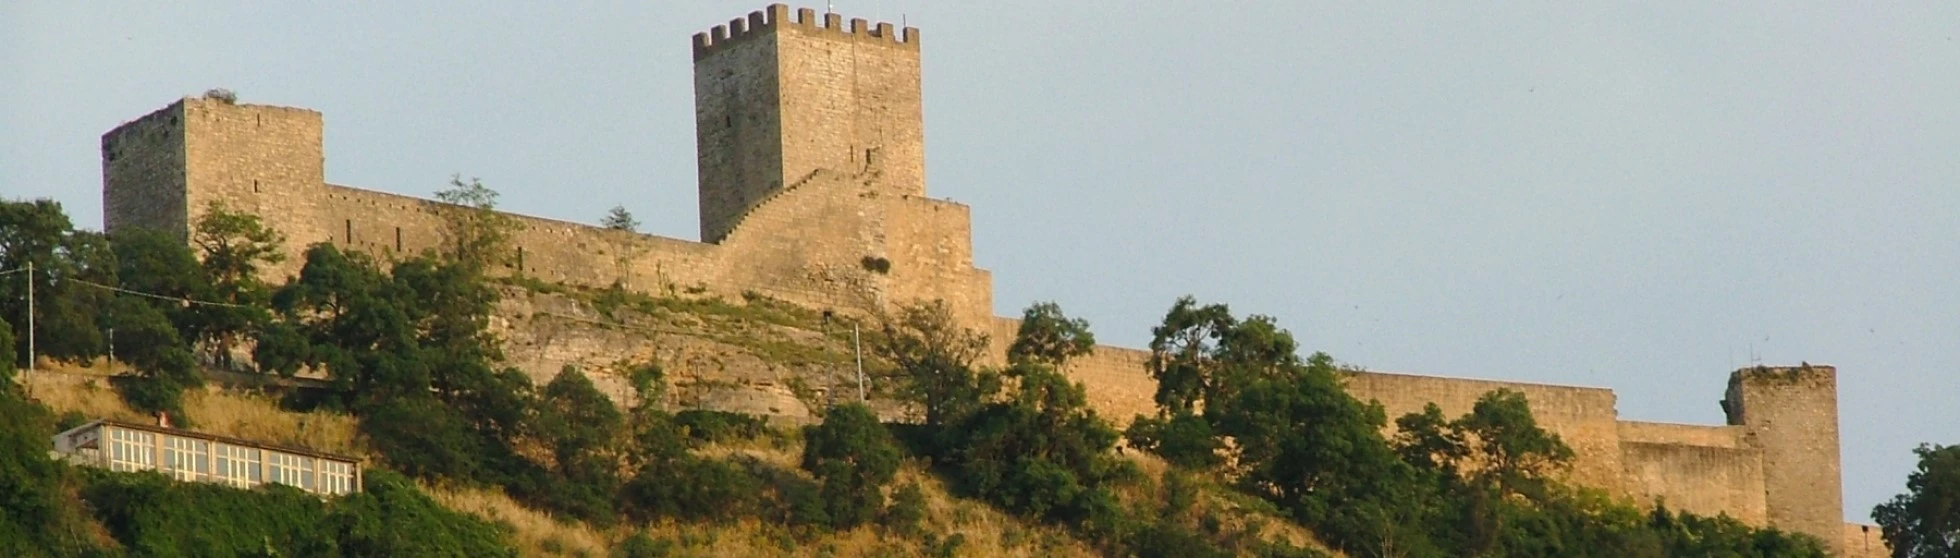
[102, 96, 326, 278]
[1723, 365, 1845, 555]
[692, 4, 924, 243]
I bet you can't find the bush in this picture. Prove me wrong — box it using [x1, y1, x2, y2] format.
[674, 409, 771, 445]
[884, 483, 928, 537]
[614, 532, 674, 558]
[622, 456, 763, 523]
[801, 403, 902, 529]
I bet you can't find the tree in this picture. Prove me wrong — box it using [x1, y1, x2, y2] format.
[188, 202, 284, 368]
[433, 175, 521, 272]
[0, 199, 114, 364]
[0, 319, 13, 386]
[1007, 301, 1095, 367]
[1144, 296, 1236, 415]
[600, 205, 640, 232]
[801, 403, 902, 529]
[1875, 443, 1960, 557]
[878, 301, 994, 428]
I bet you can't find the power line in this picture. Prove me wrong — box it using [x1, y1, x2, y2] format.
[63, 278, 252, 309]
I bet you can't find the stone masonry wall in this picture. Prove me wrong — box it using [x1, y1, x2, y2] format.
[102, 103, 189, 237]
[1619, 440, 1768, 525]
[1342, 371, 1628, 492]
[1725, 365, 1845, 554]
[694, 5, 924, 243]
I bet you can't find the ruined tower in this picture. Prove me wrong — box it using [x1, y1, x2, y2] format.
[692, 4, 925, 243]
[1723, 365, 1845, 555]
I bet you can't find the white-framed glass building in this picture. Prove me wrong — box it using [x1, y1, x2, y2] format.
[52, 419, 361, 496]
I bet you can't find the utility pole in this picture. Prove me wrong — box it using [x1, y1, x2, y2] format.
[25, 260, 33, 376]
[822, 310, 834, 409]
[853, 321, 865, 402]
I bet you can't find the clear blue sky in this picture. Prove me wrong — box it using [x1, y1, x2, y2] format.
[5, 2, 1956, 522]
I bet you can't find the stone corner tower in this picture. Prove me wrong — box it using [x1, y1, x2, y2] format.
[692, 4, 925, 244]
[1722, 364, 1845, 555]
[102, 95, 325, 278]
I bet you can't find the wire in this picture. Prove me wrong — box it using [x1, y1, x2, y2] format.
[0, 267, 27, 276]
[64, 278, 253, 308]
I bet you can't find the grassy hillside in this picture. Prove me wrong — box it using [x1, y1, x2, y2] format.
[22, 365, 1322, 557]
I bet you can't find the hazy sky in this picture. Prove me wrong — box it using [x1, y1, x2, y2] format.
[5, 2, 1956, 522]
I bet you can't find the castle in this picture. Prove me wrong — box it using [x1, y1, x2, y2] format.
[98, 5, 1878, 554]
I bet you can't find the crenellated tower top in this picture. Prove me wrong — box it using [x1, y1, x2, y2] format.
[693, 4, 919, 61]
[691, 4, 928, 243]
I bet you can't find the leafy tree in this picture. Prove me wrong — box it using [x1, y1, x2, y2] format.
[261, 243, 533, 487]
[878, 300, 994, 428]
[941, 303, 1128, 529]
[0, 319, 14, 386]
[434, 175, 522, 272]
[536, 366, 625, 524]
[1453, 389, 1574, 497]
[103, 227, 207, 415]
[0, 199, 114, 364]
[1875, 443, 1960, 557]
[801, 403, 902, 528]
[601, 205, 640, 232]
[0, 381, 99, 556]
[1144, 297, 1234, 415]
[188, 202, 284, 368]
[1007, 301, 1095, 367]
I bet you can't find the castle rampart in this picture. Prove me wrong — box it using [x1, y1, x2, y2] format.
[99, 4, 1872, 552]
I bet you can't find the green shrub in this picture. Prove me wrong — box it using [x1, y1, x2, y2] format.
[674, 409, 771, 445]
[614, 532, 674, 558]
[884, 483, 928, 537]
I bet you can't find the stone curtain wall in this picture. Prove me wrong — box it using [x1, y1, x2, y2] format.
[1340, 371, 1628, 492]
[1618, 440, 1768, 525]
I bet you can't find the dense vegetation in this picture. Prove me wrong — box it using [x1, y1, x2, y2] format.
[0, 194, 1856, 556]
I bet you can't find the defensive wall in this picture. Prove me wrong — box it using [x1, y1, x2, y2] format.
[98, 4, 1873, 554]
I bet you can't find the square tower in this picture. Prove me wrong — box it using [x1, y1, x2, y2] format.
[692, 4, 924, 243]
[1722, 364, 1845, 555]
[103, 96, 325, 245]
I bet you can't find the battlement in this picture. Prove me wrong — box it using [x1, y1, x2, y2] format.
[692, 4, 919, 61]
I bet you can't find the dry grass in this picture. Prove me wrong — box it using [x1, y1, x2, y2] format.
[24, 365, 365, 459]
[426, 484, 611, 557]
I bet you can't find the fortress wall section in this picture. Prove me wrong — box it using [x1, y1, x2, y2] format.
[716, 171, 885, 312]
[1617, 420, 1746, 448]
[1066, 344, 1158, 422]
[1341, 371, 1626, 492]
[103, 102, 191, 238]
[1618, 441, 1767, 525]
[1843, 523, 1889, 558]
[1723, 365, 1844, 554]
[884, 195, 991, 325]
[317, 184, 725, 295]
[985, 317, 1159, 422]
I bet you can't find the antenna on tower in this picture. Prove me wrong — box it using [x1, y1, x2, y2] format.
[826, 1, 834, 14]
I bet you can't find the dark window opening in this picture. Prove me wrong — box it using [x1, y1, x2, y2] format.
[344, 220, 352, 244]
[394, 227, 403, 252]
[252, 180, 260, 193]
